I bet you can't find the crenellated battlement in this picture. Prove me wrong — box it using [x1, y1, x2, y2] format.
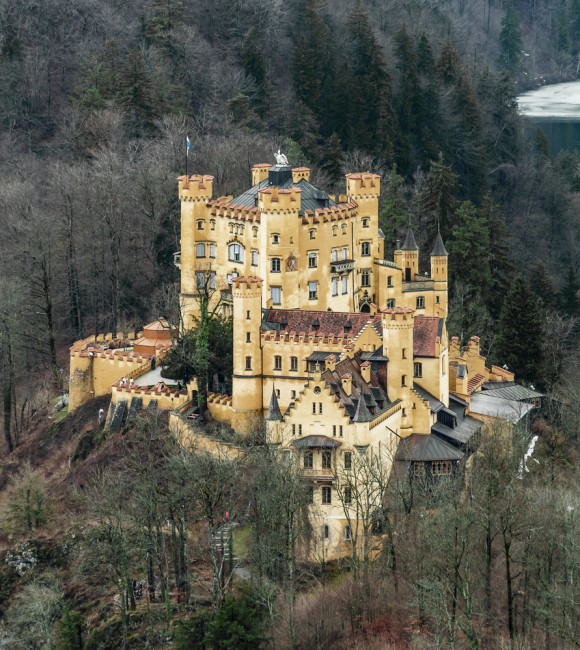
[231, 276, 263, 294]
[178, 174, 214, 201]
[345, 172, 381, 198]
[258, 186, 301, 212]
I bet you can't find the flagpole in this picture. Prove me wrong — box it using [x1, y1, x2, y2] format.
[185, 135, 188, 178]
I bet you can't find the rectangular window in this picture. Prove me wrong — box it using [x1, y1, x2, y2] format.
[251, 250, 258, 266]
[308, 252, 317, 268]
[196, 271, 207, 289]
[299, 424, 302, 435]
[291, 390, 296, 399]
[339, 425, 343, 437]
[309, 229, 316, 239]
[292, 424, 296, 436]
[387, 275, 393, 287]
[304, 451, 313, 469]
[401, 375, 407, 387]
[228, 243, 243, 262]
[196, 243, 205, 257]
[271, 286, 281, 305]
[272, 233, 279, 244]
[323, 525, 330, 539]
[271, 257, 281, 273]
[246, 310, 251, 320]
[246, 332, 251, 343]
[344, 525, 352, 540]
[332, 277, 338, 296]
[209, 243, 217, 258]
[414, 362, 422, 378]
[308, 281, 318, 300]
[333, 425, 336, 437]
[321, 486, 331, 504]
[342, 247, 348, 260]
[322, 451, 332, 469]
[197, 220, 204, 230]
[210, 220, 216, 231]
[312, 402, 316, 415]
[432, 461, 452, 476]
[412, 462, 426, 478]
[344, 451, 352, 470]
[362, 218, 369, 228]
[245, 356, 252, 371]
[331, 249, 338, 262]
[342, 276, 348, 294]
[402, 348, 406, 359]
[344, 486, 352, 504]
[387, 298, 395, 308]
[274, 356, 282, 371]
[361, 241, 370, 256]
[416, 296, 425, 309]
[290, 356, 298, 371]
[319, 402, 323, 414]
[361, 270, 370, 287]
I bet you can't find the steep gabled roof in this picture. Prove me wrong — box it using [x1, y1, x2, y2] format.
[353, 392, 373, 423]
[413, 317, 441, 357]
[265, 309, 376, 339]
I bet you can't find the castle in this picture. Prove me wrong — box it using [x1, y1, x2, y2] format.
[68, 160, 542, 560]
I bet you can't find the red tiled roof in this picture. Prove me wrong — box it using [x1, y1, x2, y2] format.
[413, 316, 441, 357]
[468, 373, 486, 393]
[265, 309, 376, 338]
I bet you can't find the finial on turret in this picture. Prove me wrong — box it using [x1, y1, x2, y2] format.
[401, 226, 419, 251]
[430, 230, 448, 256]
[266, 385, 283, 421]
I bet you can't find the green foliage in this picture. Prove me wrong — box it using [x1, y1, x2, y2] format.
[173, 611, 213, 650]
[205, 587, 266, 649]
[498, 2, 522, 75]
[559, 266, 580, 317]
[241, 27, 269, 118]
[418, 153, 458, 242]
[56, 608, 84, 650]
[379, 166, 412, 257]
[495, 274, 545, 384]
[528, 261, 557, 310]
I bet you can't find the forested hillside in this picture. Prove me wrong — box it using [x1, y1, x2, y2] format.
[0, 1, 579, 647]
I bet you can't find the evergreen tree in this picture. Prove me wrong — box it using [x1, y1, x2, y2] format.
[241, 28, 270, 118]
[379, 165, 412, 257]
[418, 153, 458, 242]
[119, 47, 157, 136]
[560, 266, 580, 317]
[345, 3, 397, 161]
[495, 274, 544, 385]
[205, 588, 266, 649]
[446, 200, 492, 291]
[436, 42, 462, 85]
[57, 608, 83, 650]
[529, 261, 557, 310]
[482, 195, 514, 317]
[320, 133, 343, 184]
[498, 2, 522, 75]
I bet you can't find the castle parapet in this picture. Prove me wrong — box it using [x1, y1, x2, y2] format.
[178, 174, 214, 201]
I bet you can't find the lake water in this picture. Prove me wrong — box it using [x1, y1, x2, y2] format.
[518, 81, 580, 154]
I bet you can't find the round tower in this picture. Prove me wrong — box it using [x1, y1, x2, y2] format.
[178, 174, 214, 327]
[231, 276, 264, 434]
[430, 230, 448, 317]
[381, 307, 415, 435]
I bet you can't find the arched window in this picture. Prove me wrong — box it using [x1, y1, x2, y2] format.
[196, 243, 205, 258]
[228, 243, 244, 263]
[323, 525, 330, 539]
[332, 225, 338, 237]
[251, 250, 258, 266]
[341, 223, 347, 234]
[252, 226, 258, 238]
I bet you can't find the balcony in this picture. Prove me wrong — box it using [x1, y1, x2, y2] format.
[331, 259, 355, 274]
[403, 280, 433, 292]
[374, 258, 398, 269]
[301, 467, 335, 481]
[173, 251, 181, 269]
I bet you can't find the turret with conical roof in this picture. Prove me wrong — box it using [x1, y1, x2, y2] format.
[266, 386, 283, 421]
[352, 392, 372, 423]
[394, 226, 419, 282]
[430, 229, 448, 317]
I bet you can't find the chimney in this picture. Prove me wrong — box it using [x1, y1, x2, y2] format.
[325, 354, 336, 372]
[360, 361, 371, 383]
[342, 373, 352, 396]
[468, 336, 480, 357]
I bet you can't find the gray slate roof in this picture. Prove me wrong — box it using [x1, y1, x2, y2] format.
[432, 416, 482, 446]
[481, 385, 543, 401]
[266, 387, 283, 421]
[292, 435, 341, 448]
[231, 177, 336, 214]
[401, 227, 419, 250]
[413, 383, 445, 413]
[395, 434, 464, 462]
[469, 393, 535, 423]
[353, 392, 373, 423]
[430, 230, 448, 256]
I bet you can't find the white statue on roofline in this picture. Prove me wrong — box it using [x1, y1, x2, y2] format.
[275, 149, 289, 165]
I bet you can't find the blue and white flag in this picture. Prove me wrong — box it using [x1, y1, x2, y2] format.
[186, 135, 193, 156]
